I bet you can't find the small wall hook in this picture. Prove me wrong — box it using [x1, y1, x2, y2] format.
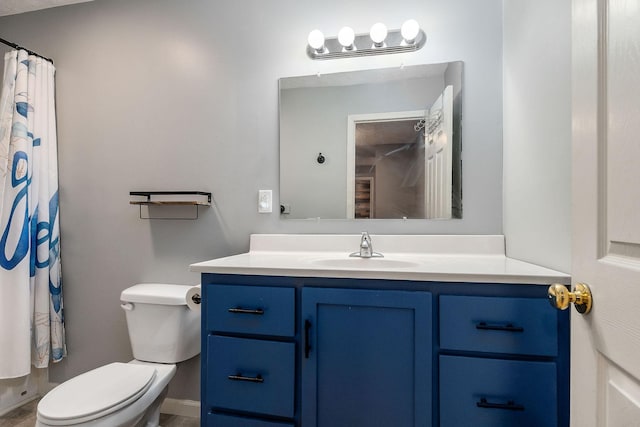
[317, 153, 326, 164]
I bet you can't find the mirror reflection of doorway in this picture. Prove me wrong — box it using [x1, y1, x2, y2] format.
[353, 118, 425, 218]
[346, 85, 454, 219]
[346, 110, 426, 219]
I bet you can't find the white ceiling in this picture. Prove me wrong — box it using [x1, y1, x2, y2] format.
[0, 0, 93, 17]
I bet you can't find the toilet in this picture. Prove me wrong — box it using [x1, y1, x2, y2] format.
[36, 284, 200, 427]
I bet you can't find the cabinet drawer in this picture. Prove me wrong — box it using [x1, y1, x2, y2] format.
[206, 412, 294, 426]
[206, 285, 294, 337]
[206, 336, 295, 418]
[440, 355, 557, 427]
[440, 295, 558, 356]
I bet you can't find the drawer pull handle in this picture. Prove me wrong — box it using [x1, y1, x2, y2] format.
[304, 319, 312, 359]
[476, 398, 524, 411]
[475, 322, 524, 332]
[228, 307, 265, 315]
[228, 373, 264, 383]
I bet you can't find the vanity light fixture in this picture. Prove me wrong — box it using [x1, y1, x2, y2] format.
[306, 19, 425, 60]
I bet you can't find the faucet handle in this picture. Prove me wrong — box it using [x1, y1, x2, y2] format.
[350, 232, 383, 258]
[360, 231, 371, 246]
[359, 232, 373, 257]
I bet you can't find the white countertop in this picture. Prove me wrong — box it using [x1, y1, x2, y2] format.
[190, 234, 570, 285]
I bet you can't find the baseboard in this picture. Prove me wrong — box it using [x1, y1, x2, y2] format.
[160, 398, 200, 418]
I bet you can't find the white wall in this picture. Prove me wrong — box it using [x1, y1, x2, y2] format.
[503, 0, 572, 273]
[0, 0, 503, 401]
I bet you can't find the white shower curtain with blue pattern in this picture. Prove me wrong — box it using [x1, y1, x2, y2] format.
[0, 50, 66, 379]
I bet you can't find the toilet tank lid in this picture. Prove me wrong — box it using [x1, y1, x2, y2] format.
[121, 283, 196, 305]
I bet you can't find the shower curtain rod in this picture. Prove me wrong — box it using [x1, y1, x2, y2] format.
[0, 37, 54, 64]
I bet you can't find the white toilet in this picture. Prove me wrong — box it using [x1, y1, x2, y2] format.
[36, 284, 201, 427]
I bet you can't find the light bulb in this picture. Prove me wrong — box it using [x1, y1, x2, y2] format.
[307, 29, 325, 51]
[337, 26, 355, 50]
[369, 22, 388, 46]
[401, 19, 420, 43]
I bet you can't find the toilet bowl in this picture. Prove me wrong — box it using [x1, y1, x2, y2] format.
[36, 284, 200, 427]
[36, 361, 176, 427]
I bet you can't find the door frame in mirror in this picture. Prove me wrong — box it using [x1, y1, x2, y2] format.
[346, 110, 427, 218]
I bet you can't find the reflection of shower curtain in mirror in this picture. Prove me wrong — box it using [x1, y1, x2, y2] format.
[425, 86, 454, 219]
[0, 50, 66, 379]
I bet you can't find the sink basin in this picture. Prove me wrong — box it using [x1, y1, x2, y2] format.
[310, 257, 420, 269]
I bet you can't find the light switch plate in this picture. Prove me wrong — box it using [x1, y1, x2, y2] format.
[258, 190, 272, 213]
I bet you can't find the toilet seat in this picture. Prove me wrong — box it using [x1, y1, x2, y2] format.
[37, 362, 157, 426]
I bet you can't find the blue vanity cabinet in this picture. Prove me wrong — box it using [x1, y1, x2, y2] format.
[200, 275, 569, 427]
[300, 287, 433, 427]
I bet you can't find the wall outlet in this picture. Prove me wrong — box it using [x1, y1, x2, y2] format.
[258, 190, 272, 213]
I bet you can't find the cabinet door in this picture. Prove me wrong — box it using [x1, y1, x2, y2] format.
[301, 287, 432, 427]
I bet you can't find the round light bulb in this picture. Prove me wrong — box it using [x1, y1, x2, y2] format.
[307, 29, 325, 51]
[369, 22, 388, 45]
[401, 19, 420, 43]
[337, 26, 355, 49]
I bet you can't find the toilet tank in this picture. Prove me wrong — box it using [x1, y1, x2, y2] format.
[120, 284, 200, 363]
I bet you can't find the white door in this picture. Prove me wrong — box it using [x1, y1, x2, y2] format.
[571, 0, 640, 425]
[424, 85, 453, 219]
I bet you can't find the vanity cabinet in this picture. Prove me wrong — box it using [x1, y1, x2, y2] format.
[200, 276, 569, 427]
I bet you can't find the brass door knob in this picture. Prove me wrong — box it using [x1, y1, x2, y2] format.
[548, 283, 592, 314]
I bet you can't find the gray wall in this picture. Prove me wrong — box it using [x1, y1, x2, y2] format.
[503, 0, 571, 273]
[0, 0, 503, 400]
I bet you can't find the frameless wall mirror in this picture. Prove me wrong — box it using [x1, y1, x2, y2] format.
[279, 62, 462, 219]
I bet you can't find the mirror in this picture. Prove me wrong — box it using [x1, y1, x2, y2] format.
[279, 62, 462, 219]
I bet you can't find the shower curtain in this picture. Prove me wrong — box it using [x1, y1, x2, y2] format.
[0, 50, 65, 379]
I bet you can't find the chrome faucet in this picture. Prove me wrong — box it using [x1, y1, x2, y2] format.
[350, 232, 383, 258]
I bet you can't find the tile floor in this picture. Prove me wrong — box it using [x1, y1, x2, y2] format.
[0, 398, 200, 427]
